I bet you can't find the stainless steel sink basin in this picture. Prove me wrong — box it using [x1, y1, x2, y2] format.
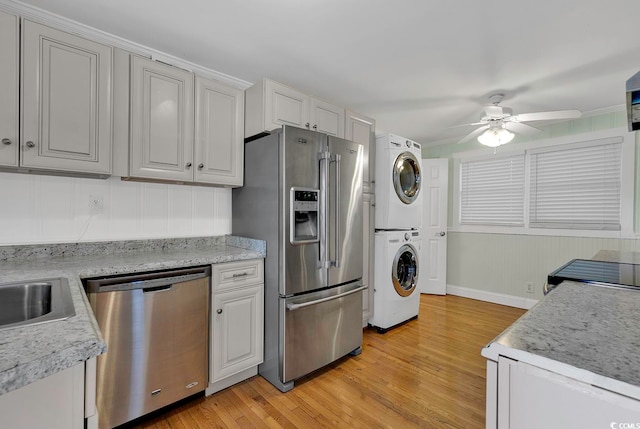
[0, 278, 76, 330]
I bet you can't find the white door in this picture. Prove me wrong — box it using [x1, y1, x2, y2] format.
[345, 110, 375, 193]
[130, 56, 194, 182]
[0, 10, 18, 167]
[211, 285, 264, 382]
[265, 79, 309, 130]
[309, 98, 344, 137]
[22, 20, 112, 174]
[421, 158, 448, 295]
[194, 76, 244, 186]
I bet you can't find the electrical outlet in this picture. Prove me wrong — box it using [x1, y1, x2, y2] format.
[526, 282, 535, 294]
[89, 195, 103, 214]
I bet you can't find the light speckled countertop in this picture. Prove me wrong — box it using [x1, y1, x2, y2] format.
[483, 251, 640, 400]
[0, 235, 265, 396]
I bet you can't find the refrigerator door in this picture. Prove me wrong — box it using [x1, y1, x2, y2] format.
[327, 136, 364, 287]
[281, 281, 364, 382]
[282, 126, 326, 296]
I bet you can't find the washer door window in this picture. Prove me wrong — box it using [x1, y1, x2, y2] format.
[393, 152, 421, 204]
[392, 244, 418, 297]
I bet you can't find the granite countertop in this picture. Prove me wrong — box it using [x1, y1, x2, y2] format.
[0, 235, 265, 396]
[482, 280, 640, 400]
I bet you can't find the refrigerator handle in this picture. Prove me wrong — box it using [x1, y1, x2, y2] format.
[319, 151, 331, 269]
[330, 153, 341, 268]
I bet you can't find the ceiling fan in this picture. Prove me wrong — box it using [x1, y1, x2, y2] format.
[458, 94, 582, 147]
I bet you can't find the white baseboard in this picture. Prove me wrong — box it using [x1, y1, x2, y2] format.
[446, 284, 538, 310]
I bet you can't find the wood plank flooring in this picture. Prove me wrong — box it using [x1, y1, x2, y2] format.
[132, 295, 525, 429]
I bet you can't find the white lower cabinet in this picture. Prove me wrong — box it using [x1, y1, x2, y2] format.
[0, 363, 86, 429]
[207, 259, 264, 395]
[489, 357, 640, 429]
[362, 193, 375, 326]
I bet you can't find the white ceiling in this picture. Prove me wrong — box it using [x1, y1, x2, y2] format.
[14, 0, 640, 146]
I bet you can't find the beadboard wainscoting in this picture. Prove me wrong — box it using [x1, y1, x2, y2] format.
[0, 173, 231, 245]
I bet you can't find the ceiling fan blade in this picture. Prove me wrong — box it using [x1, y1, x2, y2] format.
[511, 110, 582, 122]
[483, 105, 503, 117]
[457, 125, 490, 144]
[504, 121, 543, 136]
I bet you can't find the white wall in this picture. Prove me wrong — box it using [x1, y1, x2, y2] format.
[0, 173, 231, 245]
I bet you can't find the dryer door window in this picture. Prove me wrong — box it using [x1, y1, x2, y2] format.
[392, 244, 418, 297]
[393, 152, 421, 204]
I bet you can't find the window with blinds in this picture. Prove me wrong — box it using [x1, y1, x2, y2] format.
[529, 137, 622, 230]
[460, 154, 525, 225]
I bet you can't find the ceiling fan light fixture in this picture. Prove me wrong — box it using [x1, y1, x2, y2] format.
[477, 127, 514, 147]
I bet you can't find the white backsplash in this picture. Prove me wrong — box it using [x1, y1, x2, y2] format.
[0, 173, 232, 245]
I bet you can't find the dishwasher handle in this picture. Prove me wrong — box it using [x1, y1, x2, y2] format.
[85, 266, 210, 293]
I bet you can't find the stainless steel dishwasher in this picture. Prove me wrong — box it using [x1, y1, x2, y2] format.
[85, 266, 210, 429]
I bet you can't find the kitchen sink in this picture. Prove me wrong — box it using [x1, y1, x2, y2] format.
[0, 278, 76, 330]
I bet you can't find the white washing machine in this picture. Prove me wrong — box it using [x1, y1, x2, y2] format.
[369, 230, 421, 332]
[375, 133, 423, 230]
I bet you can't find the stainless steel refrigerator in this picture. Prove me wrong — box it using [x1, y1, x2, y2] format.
[233, 125, 364, 392]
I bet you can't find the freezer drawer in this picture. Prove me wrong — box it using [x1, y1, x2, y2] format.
[281, 283, 364, 382]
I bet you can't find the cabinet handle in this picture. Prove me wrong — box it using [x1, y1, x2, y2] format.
[198, 163, 204, 170]
[216, 308, 223, 314]
[305, 122, 310, 129]
[313, 124, 318, 130]
[232, 272, 249, 278]
[186, 162, 192, 168]
[25, 141, 35, 148]
[1, 138, 11, 145]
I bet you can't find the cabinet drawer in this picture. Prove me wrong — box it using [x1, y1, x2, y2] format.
[213, 259, 263, 291]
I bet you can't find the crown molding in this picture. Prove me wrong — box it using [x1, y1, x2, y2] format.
[0, 0, 252, 89]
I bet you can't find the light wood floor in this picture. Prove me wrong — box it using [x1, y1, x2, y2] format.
[132, 295, 525, 429]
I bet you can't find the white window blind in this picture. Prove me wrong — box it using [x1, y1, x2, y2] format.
[460, 154, 525, 225]
[529, 137, 622, 230]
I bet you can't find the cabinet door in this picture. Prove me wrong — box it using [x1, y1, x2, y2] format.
[345, 110, 375, 193]
[21, 20, 112, 174]
[0, 364, 85, 429]
[310, 98, 344, 138]
[130, 56, 194, 181]
[0, 11, 18, 167]
[264, 80, 309, 130]
[195, 76, 244, 186]
[498, 357, 640, 429]
[362, 193, 375, 326]
[211, 285, 264, 382]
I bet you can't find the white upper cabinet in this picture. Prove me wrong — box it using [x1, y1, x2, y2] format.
[0, 10, 18, 167]
[129, 56, 244, 187]
[195, 76, 244, 186]
[264, 80, 309, 130]
[245, 78, 345, 139]
[21, 20, 112, 175]
[130, 56, 194, 182]
[310, 98, 344, 137]
[345, 110, 376, 193]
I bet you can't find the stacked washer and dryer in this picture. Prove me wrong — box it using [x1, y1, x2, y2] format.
[369, 133, 423, 333]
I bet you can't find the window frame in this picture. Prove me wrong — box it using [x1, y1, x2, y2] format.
[451, 127, 635, 239]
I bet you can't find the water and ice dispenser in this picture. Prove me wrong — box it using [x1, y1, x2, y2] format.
[290, 188, 319, 244]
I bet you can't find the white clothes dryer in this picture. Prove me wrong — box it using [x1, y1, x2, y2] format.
[375, 133, 423, 230]
[369, 230, 421, 333]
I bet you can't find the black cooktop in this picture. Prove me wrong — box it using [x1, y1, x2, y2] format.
[548, 259, 640, 290]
